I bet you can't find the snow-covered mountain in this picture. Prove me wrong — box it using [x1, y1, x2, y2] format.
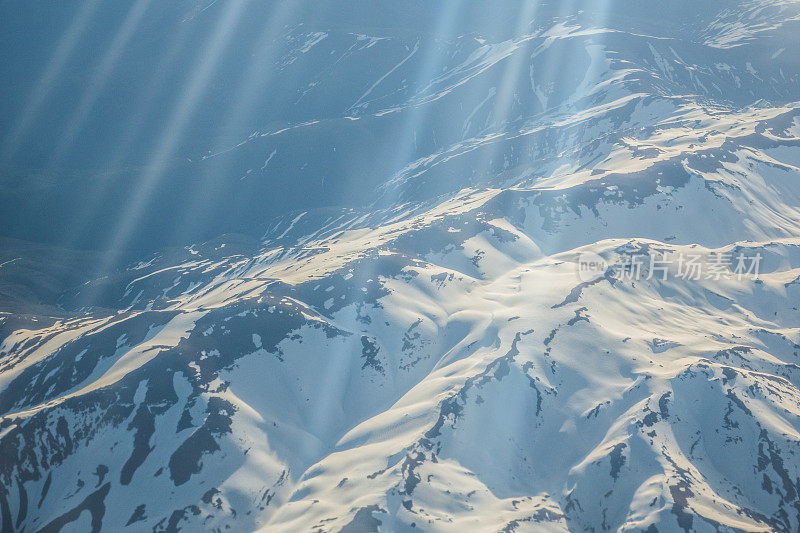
[1, 0, 800, 531]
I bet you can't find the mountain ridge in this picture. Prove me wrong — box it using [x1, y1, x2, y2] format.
[1, 0, 800, 531]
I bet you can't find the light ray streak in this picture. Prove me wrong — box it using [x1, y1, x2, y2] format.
[0, 0, 101, 168]
[473, 1, 542, 181]
[46, 0, 156, 167]
[173, 0, 300, 241]
[377, 0, 463, 204]
[60, 14, 196, 250]
[92, 0, 251, 279]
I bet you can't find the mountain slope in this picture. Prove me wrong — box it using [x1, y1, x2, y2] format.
[1, 0, 800, 531]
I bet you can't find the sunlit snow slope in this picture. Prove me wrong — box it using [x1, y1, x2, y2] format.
[1, 0, 800, 531]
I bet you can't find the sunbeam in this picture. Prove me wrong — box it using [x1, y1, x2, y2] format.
[45, 0, 156, 169]
[0, 0, 101, 170]
[3, 1, 800, 530]
[374, 0, 464, 205]
[92, 0, 250, 279]
[172, 0, 301, 243]
[59, 9, 197, 251]
[472, 1, 542, 184]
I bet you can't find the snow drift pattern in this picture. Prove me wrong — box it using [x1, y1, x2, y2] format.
[1, 0, 800, 531]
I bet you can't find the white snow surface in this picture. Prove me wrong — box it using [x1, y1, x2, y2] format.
[2, 1, 800, 531]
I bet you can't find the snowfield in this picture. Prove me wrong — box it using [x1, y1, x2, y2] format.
[1, 0, 800, 531]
